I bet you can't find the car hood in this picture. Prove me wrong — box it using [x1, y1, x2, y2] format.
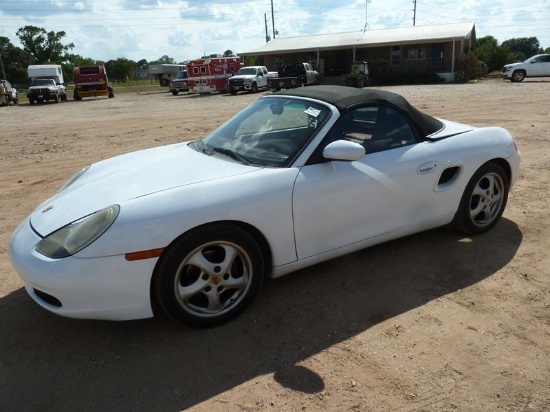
[230, 74, 257, 80]
[28, 85, 57, 89]
[30, 142, 261, 236]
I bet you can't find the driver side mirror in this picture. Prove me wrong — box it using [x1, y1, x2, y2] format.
[323, 140, 365, 161]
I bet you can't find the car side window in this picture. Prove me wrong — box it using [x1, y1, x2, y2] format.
[336, 106, 416, 154]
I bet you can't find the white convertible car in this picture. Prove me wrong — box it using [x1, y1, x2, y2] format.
[9, 86, 520, 327]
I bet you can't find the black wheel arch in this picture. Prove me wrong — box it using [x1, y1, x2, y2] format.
[488, 158, 513, 189]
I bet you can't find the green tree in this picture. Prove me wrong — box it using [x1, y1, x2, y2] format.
[471, 36, 514, 72]
[16, 25, 74, 64]
[224, 49, 236, 57]
[105, 58, 136, 82]
[149, 55, 176, 64]
[137, 59, 148, 69]
[0, 36, 33, 84]
[501, 37, 541, 61]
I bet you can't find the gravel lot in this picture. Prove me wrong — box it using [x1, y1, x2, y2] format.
[1, 78, 549, 412]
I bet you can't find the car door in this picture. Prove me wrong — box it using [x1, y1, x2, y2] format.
[292, 105, 442, 260]
[259, 67, 268, 87]
[535, 54, 550, 76]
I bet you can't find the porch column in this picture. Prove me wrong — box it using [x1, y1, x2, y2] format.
[451, 38, 456, 82]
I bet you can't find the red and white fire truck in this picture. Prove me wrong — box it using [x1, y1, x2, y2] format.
[187, 56, 241, 94]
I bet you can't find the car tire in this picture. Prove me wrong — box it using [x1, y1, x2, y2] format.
[512, 70, 526, 82]
[153, 223, 265, 327]
[171, 90, 179, 96]
[54, 94, 60, 103]
[250, 83, 258, 93]
[453, 162, 509, 235]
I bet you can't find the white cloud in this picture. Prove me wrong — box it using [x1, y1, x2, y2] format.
[0, 0, 548, 63]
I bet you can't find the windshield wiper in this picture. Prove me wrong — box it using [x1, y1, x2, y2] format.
[195, 140, 209, 154]
[210, 147, 252, 165]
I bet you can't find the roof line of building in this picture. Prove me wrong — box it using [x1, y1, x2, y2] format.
[240, 21, 476, 56]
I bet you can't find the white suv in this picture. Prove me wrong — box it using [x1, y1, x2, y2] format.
[502, 54, 550, 82]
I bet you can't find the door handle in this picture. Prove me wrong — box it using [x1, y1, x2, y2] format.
[418, 161, 437, 174]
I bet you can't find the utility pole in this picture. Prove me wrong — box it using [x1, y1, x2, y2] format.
[412, 0, 417, 26]
[271, 0, 276, 39]
[265, 13, 270, 42]
[363, 0, 370, 31]
[0, 52, 6, 79]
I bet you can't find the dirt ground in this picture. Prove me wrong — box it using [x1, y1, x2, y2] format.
[0, 79, 549, 412]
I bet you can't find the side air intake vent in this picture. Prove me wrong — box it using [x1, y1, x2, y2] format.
[436, 166, 462, 191]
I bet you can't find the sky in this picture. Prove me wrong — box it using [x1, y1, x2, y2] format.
[1, 0, 549, 63]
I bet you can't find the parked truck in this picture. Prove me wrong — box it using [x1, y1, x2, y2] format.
[73, 65, 114, 100]
[149, 64, 187, 87]
[1, 79, 18, 106]
[169, 70, 189, 95]
[26, 64, 67, 104]
[267, 62, 319, 91]
[227, 66, 278, 94]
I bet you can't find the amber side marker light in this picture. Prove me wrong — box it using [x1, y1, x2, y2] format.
[125, 248, 165, 261]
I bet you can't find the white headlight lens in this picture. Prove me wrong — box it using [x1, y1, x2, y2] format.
[36, 205, 120, 258]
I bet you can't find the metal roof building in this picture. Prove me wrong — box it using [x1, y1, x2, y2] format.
[240, 21, 476, 82]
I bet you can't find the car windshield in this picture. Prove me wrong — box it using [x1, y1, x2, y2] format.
[198, 97, 331, 167]
[237, 68, 259, 75]
[176, 71, 188, 79]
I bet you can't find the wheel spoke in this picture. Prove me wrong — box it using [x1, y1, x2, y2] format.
[186, 248, 217, 275]
[223, 273, 249, 289]
[204, 288, 224, 311]
[469, 199, 486, 221]
[178, 276, 208, 301]
[217, 244, 239, 274]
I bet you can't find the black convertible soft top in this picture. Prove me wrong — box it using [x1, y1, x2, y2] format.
[274, 85, 444, 137]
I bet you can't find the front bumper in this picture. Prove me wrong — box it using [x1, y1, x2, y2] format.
[27, 90, 58, 101]
[9, 218, 155, 321]
[501, 68, 513, 79]
[170, 83, 189, 92]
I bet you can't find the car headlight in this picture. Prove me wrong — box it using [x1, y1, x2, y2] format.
[36, 205, 120, 259]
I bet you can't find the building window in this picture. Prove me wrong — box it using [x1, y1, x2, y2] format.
[407, 49, 426, 60]
[391, 46, 401, 66]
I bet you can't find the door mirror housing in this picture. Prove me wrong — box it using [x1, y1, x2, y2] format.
[323, 140, 365, 161]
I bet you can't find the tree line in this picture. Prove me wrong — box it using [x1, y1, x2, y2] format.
[1, 25, 549, 86]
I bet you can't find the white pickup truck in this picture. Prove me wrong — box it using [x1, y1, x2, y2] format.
[227, 66, 278, 94]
